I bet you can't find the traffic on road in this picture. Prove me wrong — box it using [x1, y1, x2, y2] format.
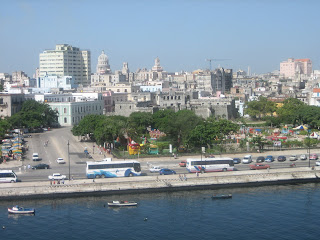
[2, 127, 320, 182]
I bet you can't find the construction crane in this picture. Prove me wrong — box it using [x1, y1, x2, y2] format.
[206, 58, 231, 71]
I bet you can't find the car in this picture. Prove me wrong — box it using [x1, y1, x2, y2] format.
[242, 155, 252, 164]
[316, 161, 320, 166]
[256, 156, 265, 163]
[57, 158, 66, 164]
[149, 166, 162, 173]
[32, 164, 50, 170]
[277, 156, 286, 162]
[159, 168, 176, 175]
[48, 173, 67, 180]
[300, 154, 307, 160]
[265, 155, 274, 162]
[289, 155, 298, 161]
[249, 164, 270, 170]
[233, 158, 241, 164]
[310, 154, 318, 160]
[179, 160, 187, 167]
[32, 153, 40, 161]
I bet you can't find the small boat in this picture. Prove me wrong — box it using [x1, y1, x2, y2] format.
[107, 201, 138, 207]
[211, 194, 232, 199]
[8, 205, 35, 214]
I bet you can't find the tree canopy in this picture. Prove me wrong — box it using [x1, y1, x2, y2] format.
[245, 96, 277, 119]
[71, 109, 239, 149]
[9, 100, 58, 129]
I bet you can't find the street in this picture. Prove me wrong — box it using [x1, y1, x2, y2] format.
[2, 127, 319, 182]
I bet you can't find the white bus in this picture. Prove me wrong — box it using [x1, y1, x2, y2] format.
[0, 170, 18, 183]
[186, 158, 235, 173]
[86, 159, 141, 178]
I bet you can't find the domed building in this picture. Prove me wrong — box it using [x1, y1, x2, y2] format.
[96, 50, 111, 74]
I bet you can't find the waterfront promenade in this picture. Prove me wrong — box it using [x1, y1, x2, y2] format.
[1, 128, 319, 201]
[0, 165, 319, 200]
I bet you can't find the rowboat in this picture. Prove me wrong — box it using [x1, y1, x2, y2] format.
[211, 194, 232, 199]
[107, 201, 138, 207]
[8, 206, 35, 214]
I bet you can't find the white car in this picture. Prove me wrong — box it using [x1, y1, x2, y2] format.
[289, 155, 298, 161]
[48, 173, 67, 180]
[57, 158, 66, 164]
[316, 161, 320, 166]
[32, 153, 40, 161]
[242, 155, 252, 164]
[300, 154, 307, 160]
[149, 166, 162, 173]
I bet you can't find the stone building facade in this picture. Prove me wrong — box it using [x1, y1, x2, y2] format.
[0, 93, 25, 118]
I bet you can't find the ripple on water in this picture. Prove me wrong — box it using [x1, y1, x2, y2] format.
[0, 183, 320, 240]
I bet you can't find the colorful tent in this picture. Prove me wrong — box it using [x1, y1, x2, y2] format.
[293, 125, 308, 130]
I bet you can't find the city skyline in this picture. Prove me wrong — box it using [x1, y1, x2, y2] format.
[1, 0, 319, 77]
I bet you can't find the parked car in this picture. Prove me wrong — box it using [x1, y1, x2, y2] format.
[233, 158, 241, 164]
[57, 158, 66, 164]
[249, 164, 270, 170]
[265, 155, 274, 162]
[149, 166, 162, 173]
[289, 155, 298, 161]
[277, 156, 286, 162]
[32, 153, 40, 161]
[48, 173, 67, 180]
[159, 168, 176, 175]
[179, 160, 187, 167]
[256, 156, 265, 163]
[310, 154, 318, 160]
[316, 161, 320, 166]
[300, 154, 307, 160]
[242, 155, 252, 164]
[32, 164, 50, 170]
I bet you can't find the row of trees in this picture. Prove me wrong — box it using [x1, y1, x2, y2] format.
[71, 110, 239, 150]
[0, 100, 59, 137]
[245, 97, 320, 128]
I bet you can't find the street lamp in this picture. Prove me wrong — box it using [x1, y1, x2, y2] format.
[308, 130, 311, 168]
[67, 140, 71, 181]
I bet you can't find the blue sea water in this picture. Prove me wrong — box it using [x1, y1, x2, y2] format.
[0, 183, 320, 240]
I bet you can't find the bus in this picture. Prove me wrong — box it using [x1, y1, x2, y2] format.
[186, 158, 235, 173]
[86, 159, 141, 178]
[0, 170, 18, 183]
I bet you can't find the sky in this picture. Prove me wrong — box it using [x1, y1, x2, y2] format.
[1, 0, 320, 77]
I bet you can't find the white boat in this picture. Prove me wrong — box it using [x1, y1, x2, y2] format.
[8, 205, 35, 214]
[107, 201, 138, 207]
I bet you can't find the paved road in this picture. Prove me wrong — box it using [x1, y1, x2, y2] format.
[1, 127, 319, 181]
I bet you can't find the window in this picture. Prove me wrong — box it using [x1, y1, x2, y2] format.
[64, 108, 67, 113]
[64, 117, 67, 123]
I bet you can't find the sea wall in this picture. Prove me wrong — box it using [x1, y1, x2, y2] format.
[1, 168, 320, 200]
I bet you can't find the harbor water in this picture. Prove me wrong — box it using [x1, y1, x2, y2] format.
[0, 183, 319, 240]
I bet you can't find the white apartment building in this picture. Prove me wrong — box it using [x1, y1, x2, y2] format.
[37, 75, 76, 90]
[39, 44, 91, 86]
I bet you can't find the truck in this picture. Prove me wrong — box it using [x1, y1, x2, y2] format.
[48, 173, 67, 180]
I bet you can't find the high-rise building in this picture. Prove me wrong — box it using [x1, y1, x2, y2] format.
[39, 44, 91, 86]
[280, 58, 312, 78]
